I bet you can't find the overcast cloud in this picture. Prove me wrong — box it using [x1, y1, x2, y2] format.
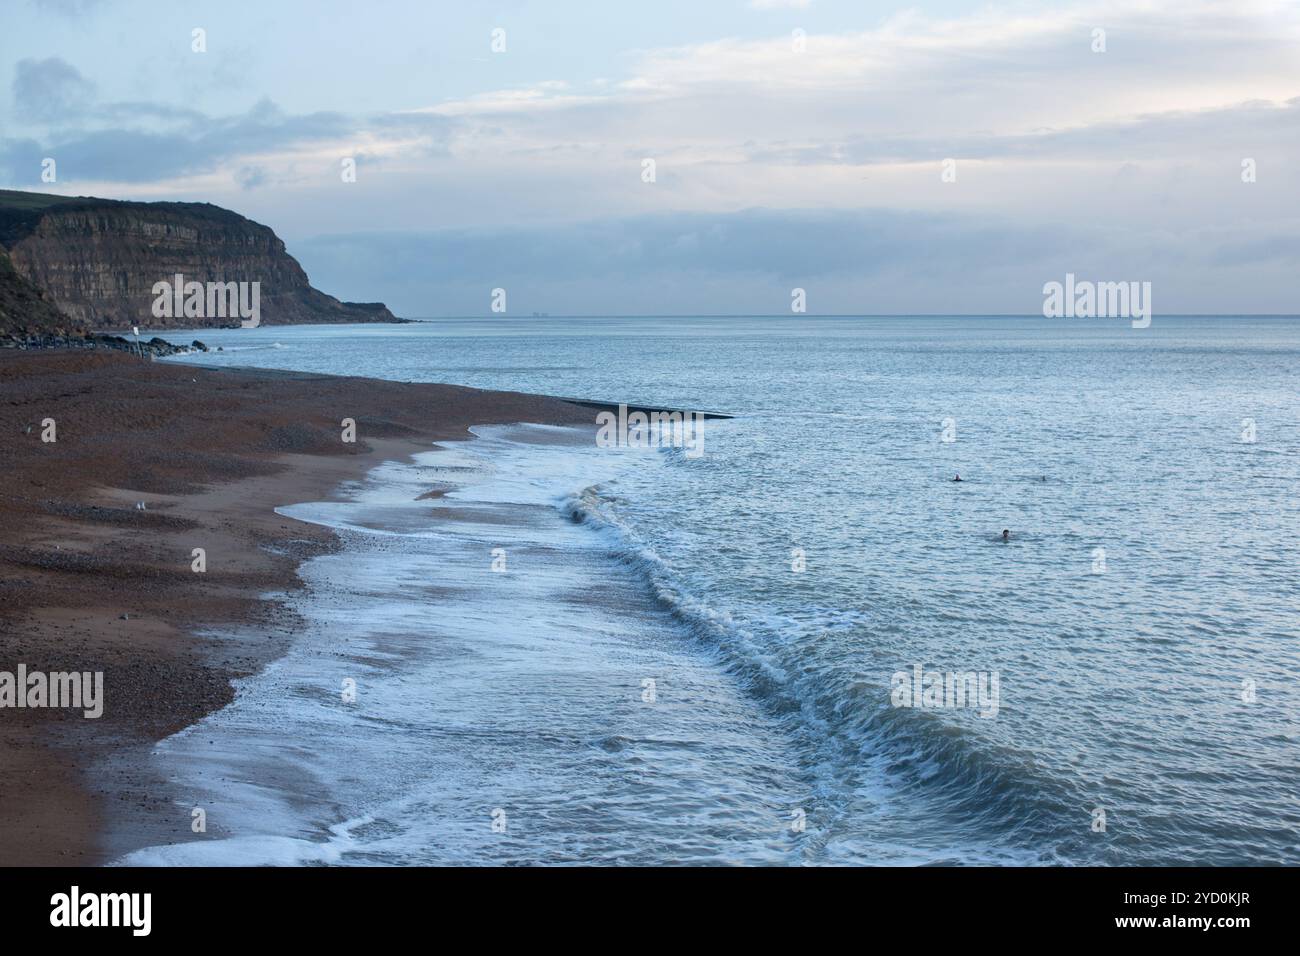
[3, 0, 1297, 314]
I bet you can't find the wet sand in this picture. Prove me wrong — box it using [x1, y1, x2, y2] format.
[0, 350, 592, 865]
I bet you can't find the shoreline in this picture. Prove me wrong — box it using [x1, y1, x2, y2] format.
[0, 350, 595, 865]
[102, 419, 808, 866]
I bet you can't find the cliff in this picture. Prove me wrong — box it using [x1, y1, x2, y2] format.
[0, 247, 77, 335]
[0, 189, 399, 332]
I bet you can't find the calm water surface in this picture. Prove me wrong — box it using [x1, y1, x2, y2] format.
[137, 316, 1299, 865]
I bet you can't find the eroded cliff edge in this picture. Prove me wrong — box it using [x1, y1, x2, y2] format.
[0, 189, 399, 332]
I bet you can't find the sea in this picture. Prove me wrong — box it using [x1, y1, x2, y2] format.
[119, 315, 1300, 865]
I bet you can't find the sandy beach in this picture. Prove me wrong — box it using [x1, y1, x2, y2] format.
[0, 349, 592, 865]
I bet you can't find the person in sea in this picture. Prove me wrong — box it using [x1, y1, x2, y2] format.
[1002, 529, 1010, 542]
[952, 473, 962, 482]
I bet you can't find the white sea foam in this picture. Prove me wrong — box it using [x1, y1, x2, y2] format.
[114, 424, 810, 866]
[152, 316, 1300, 864]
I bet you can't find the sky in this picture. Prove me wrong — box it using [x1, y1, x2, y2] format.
[2, 0, 1298, 316]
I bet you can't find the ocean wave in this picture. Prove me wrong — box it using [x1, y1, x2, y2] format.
[560, 481, 1086, 856]
[116, 817, 366, 867]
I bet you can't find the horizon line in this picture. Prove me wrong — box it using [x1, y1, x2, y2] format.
[402, 313, 1300, 320]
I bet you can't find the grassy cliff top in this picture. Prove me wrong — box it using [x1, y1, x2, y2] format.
[0, 188, 234, 212]
[0, 189, 86, 212]
[0, 189, 265, 247]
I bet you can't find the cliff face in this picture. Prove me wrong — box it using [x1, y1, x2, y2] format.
[0, 247, 76, 335]
[0, 190, 398, 331]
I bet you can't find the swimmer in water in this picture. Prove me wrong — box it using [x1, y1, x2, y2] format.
[1002, 529, 1010, 542]
[952, 473, 962, 482]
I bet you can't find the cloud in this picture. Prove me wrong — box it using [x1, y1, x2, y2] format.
[8, 0, 1298, 214]
[364, 207, 1072, 280]
[234, 165, 268, 190]
[430, 0, 1299, 158]
[3, 0, 1298, 311]
[290, 206, 1112, 316]
[741, 96, 1300, 166]
[12, 57, 95, 121]
[363, 0, 1294, 235]
[0, 69, 457, 186]
[291, 201, 1297, 317]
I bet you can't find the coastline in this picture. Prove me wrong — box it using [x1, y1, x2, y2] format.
[0, 350, 593, 865]
[100, 418, 809, 866]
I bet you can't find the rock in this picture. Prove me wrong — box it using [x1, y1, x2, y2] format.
[0, 329, 201, 357]
[0, 188, 400, 331]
